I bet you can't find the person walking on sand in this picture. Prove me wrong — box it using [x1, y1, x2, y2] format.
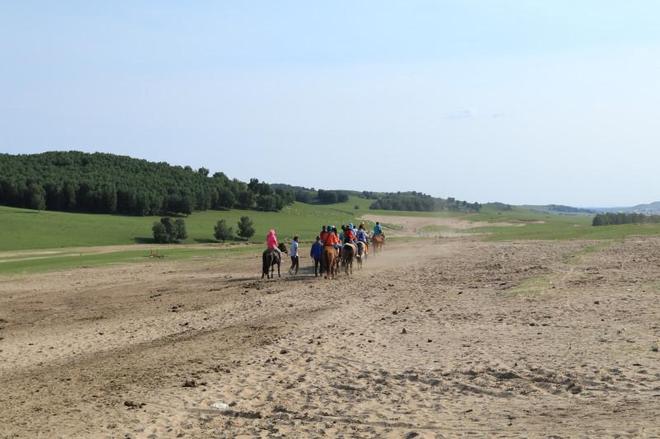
[288, 236, 299, 275]
[310, 236, 323, 277]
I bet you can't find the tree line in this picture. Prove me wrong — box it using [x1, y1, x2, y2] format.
[592, 212, 660, 226]
[0, 151, 294, 215]
[271, 184, 352, 204]
[369, 192, 481, 212]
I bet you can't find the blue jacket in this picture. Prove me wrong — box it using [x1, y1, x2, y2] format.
[310, 241, 323, 260]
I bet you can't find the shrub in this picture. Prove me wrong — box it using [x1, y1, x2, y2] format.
[237, 216, 255, 239]
[152, 221, 170, 243]
[214, 219, 234, 242]
[174, 218, 187, 240]
[152, 217, 187, 243]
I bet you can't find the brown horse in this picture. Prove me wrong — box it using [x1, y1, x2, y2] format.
[341, 243, 356, 275]
[262, 243, 287, 279]
[371, 234, 385, 254]
[323, 246, 339, 279]
[355, 241, 367, 269]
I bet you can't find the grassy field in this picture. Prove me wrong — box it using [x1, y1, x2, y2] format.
[3, 199, 660, 251]
[2, 198, 660, 275]
[0, 246, 245, 276]
[464, 207, 660, 241]
[0, 201, 367, 252]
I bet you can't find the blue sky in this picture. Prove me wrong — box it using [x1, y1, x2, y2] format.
[1, 1, 659, 206]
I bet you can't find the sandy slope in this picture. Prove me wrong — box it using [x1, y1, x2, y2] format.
[360, 214, 531, 238]
[0, 238, 658, 438]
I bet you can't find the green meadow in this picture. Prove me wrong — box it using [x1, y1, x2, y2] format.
[0, 201, 367, 252]
[463, 207, 660, 241]
[0, 247, 250, 276]
[2, 198, 660, 275]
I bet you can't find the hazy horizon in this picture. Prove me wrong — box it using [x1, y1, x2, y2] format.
[2, 1, 659, 207]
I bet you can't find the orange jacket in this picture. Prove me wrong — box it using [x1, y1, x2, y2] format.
[324, 233, 340, 246]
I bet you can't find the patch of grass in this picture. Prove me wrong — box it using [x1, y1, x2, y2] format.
[562, 242, 614, 264]
[507, 275, 554, 295]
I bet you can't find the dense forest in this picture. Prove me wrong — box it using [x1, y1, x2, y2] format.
[0, 151, 294, 215]
[592, 212, 660, 226]
[1, 151, 483, 216]
[271, 184, 353, 204]
[272, 184, 480, 213]
[369, 192, 481, 212]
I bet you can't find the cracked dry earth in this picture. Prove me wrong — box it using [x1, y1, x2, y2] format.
[0, 238, 659, 438]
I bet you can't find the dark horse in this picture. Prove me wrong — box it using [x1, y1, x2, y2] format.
[262, 243, 288, 279]
[341, 243, 356, 275]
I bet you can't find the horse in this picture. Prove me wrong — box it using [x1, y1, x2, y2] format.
[262, 243, 288, 279]
[341, 243, 356, 275]
[323, 246, 339, 279]
[355, 241, 367, 269]
[372, 234, 385, 254]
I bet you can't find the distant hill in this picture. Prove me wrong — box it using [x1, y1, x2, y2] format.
[622, 201, 660, 214]
[0, 151, 294, 215]
[526, 204, 597, 215]
[273, 184, 481, 213]
[525, 201, 660, 215]
[593, 201, 660, 214]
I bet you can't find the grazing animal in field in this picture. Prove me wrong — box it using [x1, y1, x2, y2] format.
[355, 241, 367, 269]
[372, 234, 385, 254]
[262, 243, 287, 279]
[323, 246, 339, 279]
[341, 243, 356, 275]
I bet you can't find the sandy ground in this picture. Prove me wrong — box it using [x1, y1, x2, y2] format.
[0, 237, 659, 438]
[360, 214, 533, 238]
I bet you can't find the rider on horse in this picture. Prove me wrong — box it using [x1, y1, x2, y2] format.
[356, 223, 369, 252]
[343, 226, 356, 244]
[319, 225, 329, 244]
[266, 229, 282, 256]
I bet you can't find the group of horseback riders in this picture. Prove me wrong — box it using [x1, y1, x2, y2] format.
[262, 222, 385, 279]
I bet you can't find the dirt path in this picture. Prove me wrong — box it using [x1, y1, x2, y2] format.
[0, 238, 658, 437]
